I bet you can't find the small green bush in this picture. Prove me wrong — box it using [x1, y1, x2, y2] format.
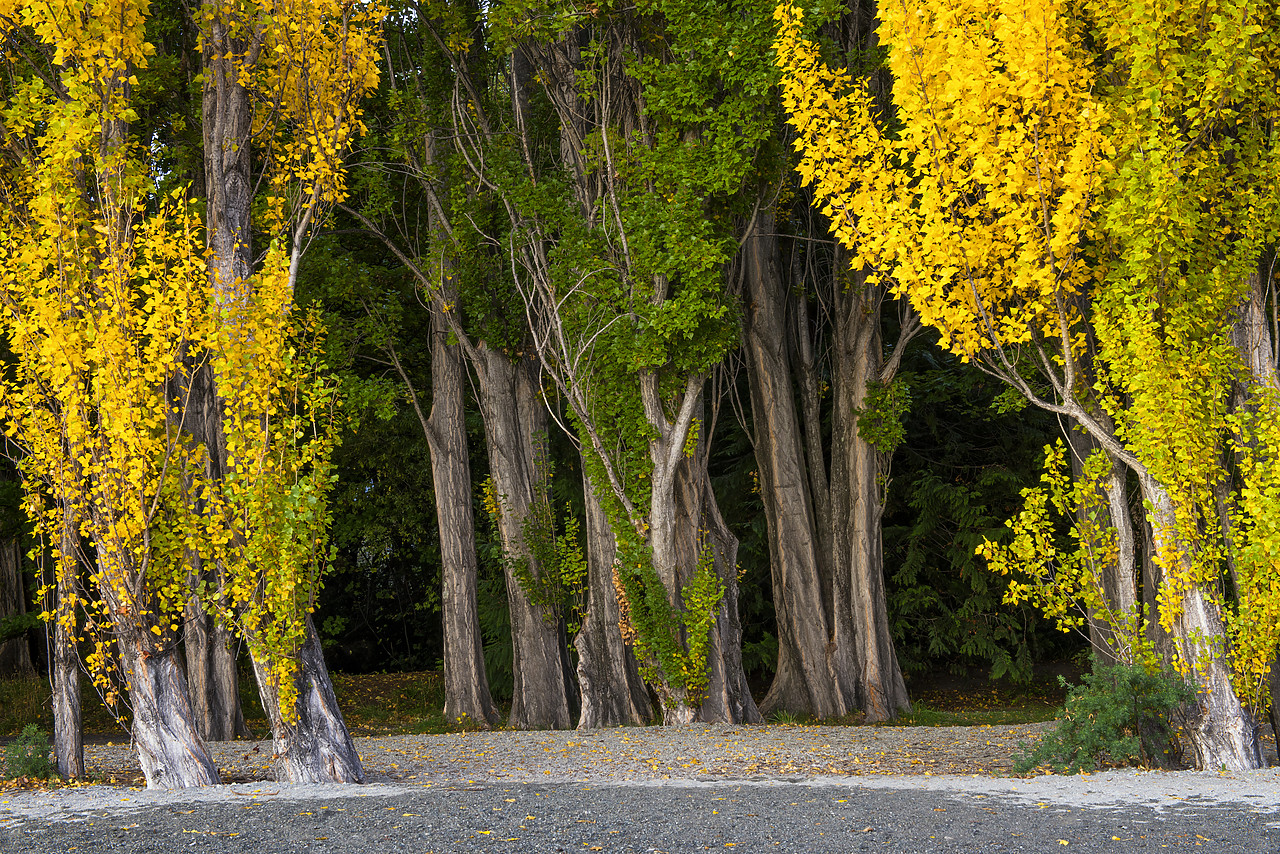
[1014, 659, 1193, 774]
[4, 724, 56, 780]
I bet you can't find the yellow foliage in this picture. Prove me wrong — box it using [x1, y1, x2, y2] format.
[774, 0, 1104, 357]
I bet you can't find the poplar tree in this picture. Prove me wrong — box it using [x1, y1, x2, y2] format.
[0, 0, 223, 786]
[775, 0, 1280, 769]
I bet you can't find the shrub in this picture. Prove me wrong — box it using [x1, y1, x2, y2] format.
[1014, 659, 1193, 774]
[4, 724, 56, 780]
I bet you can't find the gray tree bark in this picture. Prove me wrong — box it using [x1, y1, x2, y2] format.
[645, 390, 761, 726]
[473, 348, 574, 730]
[251, 614, 364, 783]
[184, 6, 258, 744]
[424, 299, 500, 728]
[743, 216, 857, 719]
[200, 7, 360, 776]
[91, 530, 220, 789]
[1065, 425, 1139, 665]
[575, 470, 651, 729]
[119, 637, 221, 788]
[1137, 475, 1262, 770]
[828, 267, 910, 721]
[51, 520, 82, 780]
[696, 469, 762, 725]
[1226, 271, 1280, 746]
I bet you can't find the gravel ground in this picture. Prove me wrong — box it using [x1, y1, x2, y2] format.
[3, 724, 1280, 852]
[63, 722, 1060, 787]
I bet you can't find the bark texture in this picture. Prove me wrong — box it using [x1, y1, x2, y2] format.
[183, 586, 250, 741]
[575, 470, 651, 729]
[251, 615, 365, 784]
[425, 299, 499, 728]
[473, 348, 574, 730]
[119, 639, 221, 789]
[51, 526, 82, 780]
[1065, 425, 1139, 665]
[828, 268, 910, 721]
[183, 10, 258, 743]
[1139, 475, 1262, 770]
[646, 397, 761, 726]
[696, 479, 761, 725]
[743, 217, 856, 718]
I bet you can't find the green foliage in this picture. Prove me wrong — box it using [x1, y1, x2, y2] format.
[856, 378, 912, 454]
[884, 345, 1072, 680]
[0, 613, 38, 644]
[677, 550, 727, 704]
[741, 631, 779, 679]
[484, 455, 589, 635]
[3, 724, 54, 780]
[608, 517, 726, 709]
[983, 441, 1156, 667]
[476, 549, 514, 703]
[1014, 661, 1193, 774]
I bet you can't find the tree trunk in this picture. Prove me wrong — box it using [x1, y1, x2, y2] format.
[0, 528, 33, 677]
[646, 395, 761, 725]
[184, 8, 256, 743]
[697, 477, 763, 725]
[250, 614, 364, 783]
[1138, 474, 1262, 770]
[1065, 425, 1139, 665]
[743, 217, 855, 718]
[1228, 270, 1280, 748]
[575, 470, 651, 729]
[119, 637, 221, 789]
[830, 268, 910, 721]
[171, 361, 248, 742]
[425, 300, 500, 728]
[51, 523, 82, 780]
[183, 585, 250, 741]
[473, 348, 574, 730]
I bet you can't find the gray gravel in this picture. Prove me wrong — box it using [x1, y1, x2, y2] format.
[3, 774, 1279, 853]
[3, 726, 1280, 852]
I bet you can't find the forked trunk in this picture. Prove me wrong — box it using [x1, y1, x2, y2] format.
[473, 347, 573, 730]
[830, 269, 909, 722]
[647, 411, 760, 725]
[744, 215, 856, 718]
[426, 301, 499, 728]
[251, 614, 364, 783]
[1138, 475, 1262, 770]
[575, 470, 651, 728]
[119, 637, 221, 788]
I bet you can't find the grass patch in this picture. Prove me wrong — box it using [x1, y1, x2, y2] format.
[886, 701, 1057, 727]
[0, 669, 1063, 738]
[226, 670, 478, 738]
[330, 671, 475, 736]
[0, 674, 129, 738]
[894, 679, 1066, 726]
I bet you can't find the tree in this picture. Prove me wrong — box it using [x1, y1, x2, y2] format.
[486, 2, 761, 725]
[187, 0, 384, 781]
[0, 0, 227, 788]
[347, 5, 582, 730]
[775, 0, 1280, 769]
